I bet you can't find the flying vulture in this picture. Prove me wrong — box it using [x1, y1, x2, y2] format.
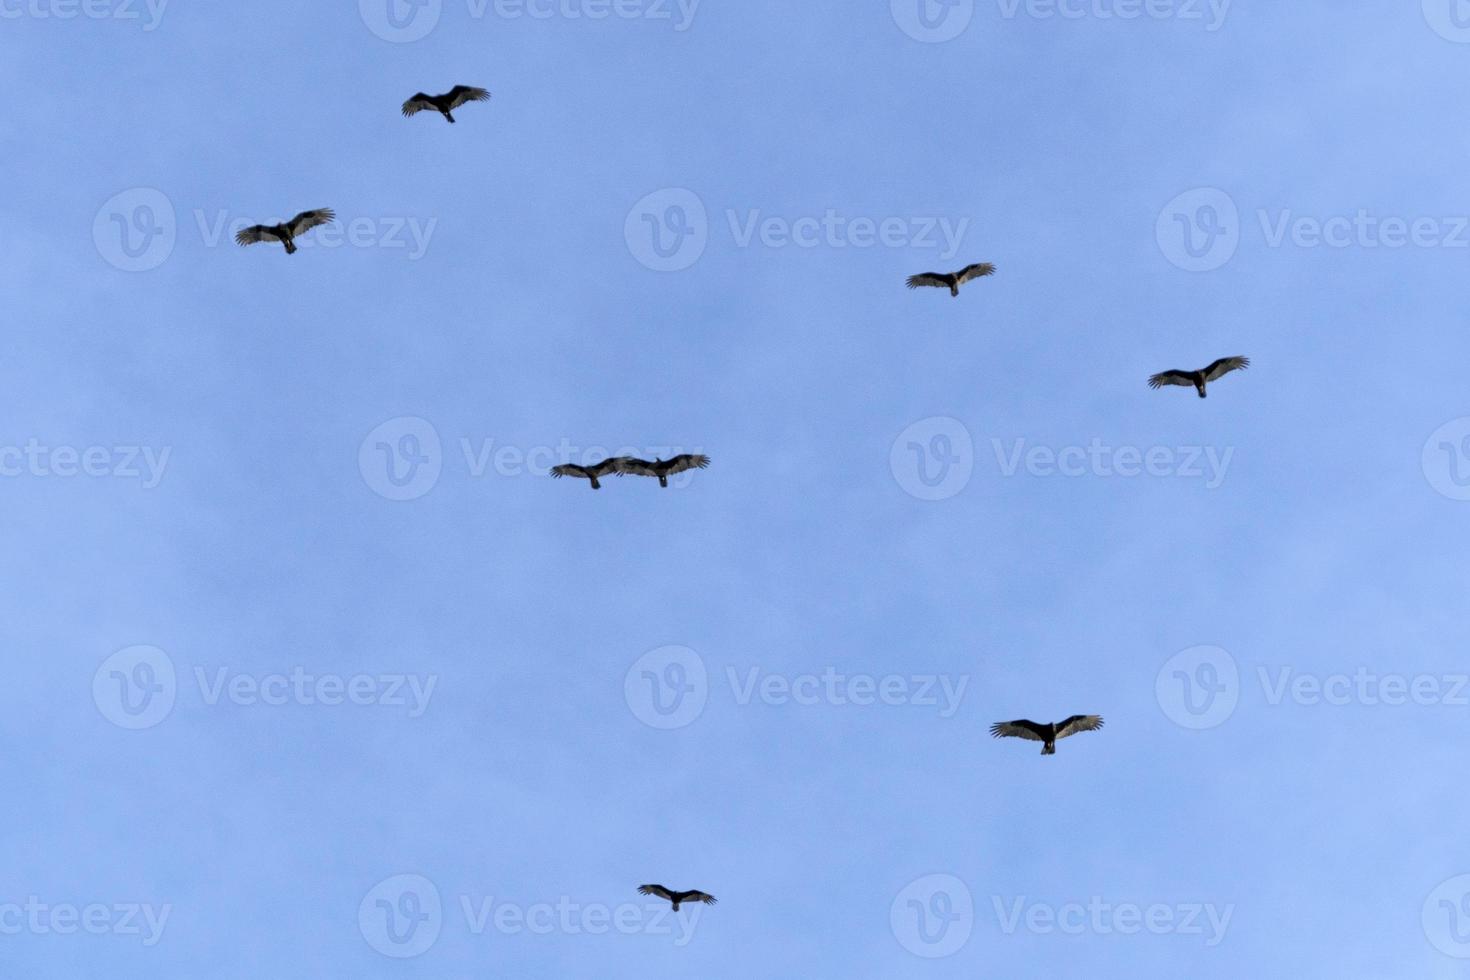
[617, 454, 711, 488]
[638, 885, 717, 911]
[401, 85, 492, 124]
[1148, 357, 1250, 399]
[906, 262, 996, 297]
[989, 715, 1104, 755]
[234, 208, 336, 255]
[551, 458, 627, 491]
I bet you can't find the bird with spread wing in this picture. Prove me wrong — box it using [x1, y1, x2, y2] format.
[617, 454, 711, 488]
[550, 458, 628, 491]
[1148, 357, 1250, 399]
[638, 885, 717, 911]
[906, 262, 996, 297]
[402, 85, 492, 124]
[990, 715, 1104, 755]
[234, 208, 336, 255]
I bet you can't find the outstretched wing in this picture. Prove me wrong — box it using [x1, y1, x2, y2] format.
[551, 464, 590, 481]
[1202, 356, 1249, 382]
[402, 93, 436, 117]
[679, 890, 717, 906]
[989, 720, 1047, 742]
[638, 885, 676, 902]
[615, 457, 658, 478]
[661, 454, 711, 476]
[287, 208, 335, 237]
[1055, 715, 1104, 739]
[906, 272, 952, 290]
[955, 262, 996, 284]
[588, 457, 629, 478]
[1148, 370, 1196, 390]
[234, 224, 280, 247]
[446, 85, 491, 109]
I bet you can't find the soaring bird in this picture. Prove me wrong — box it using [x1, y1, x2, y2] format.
[1148, 357, 1250, 399]
[638, 885, 717, 911]
[551, 457, 627, 491]
[617, 454, 711, 488]
[906, 262, 996, 297]
[234, 208, 336, 255]
[401, 85, 491, 123]
[990, 715, 1104, 755]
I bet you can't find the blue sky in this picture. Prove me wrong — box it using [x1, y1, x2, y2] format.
[4, 0, 1470, 976]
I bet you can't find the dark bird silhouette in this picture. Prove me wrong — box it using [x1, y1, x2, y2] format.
[617, 454, 711, 488]
[906, 262, 996, 297]
[401, 85, 491, 123]
[550, 457, 627, 490]
[990, 715, 1104, 755]
[234, 208, 336, 255]
[1148, 357, 1250, 399]
[638, 885, 717, 911]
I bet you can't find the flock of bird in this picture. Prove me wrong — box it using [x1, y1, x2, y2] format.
[227, 81, 1256, 917]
